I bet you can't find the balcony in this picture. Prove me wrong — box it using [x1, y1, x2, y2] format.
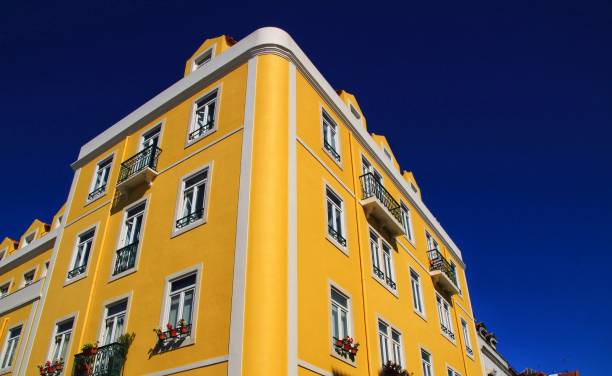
[116, 145, 161, 192]
[73, 342, 126, 376]
[112, 242, 138, 276]
[359, 173, 405, 237]
[427, 249, 460, 296]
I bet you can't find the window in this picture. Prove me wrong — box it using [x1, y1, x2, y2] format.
[0, 249, 5, 261]
[22, 233, 35, 248]
[188, 91, 217, 142]
[23, 270, 35, 287]
[0, 326, 21, 369]
[49, 319, 73, 362]
[88, 157, 113, 201]
[330, 287, 350, 344]
[447, 368, 461, 376]
[378, 319, 402, 367]
[68, 229, 95, 279]
[101, 300, 127, 345]
[450, 261, 460, 290]
[461, 319, 473, 356]
[410, 269, 425, 315]
[113, 202, 145, 276]
[165, 273, 196, 330]
[426, 232, 438, 252]
[54, 215, 63, 229]
[421, 349, 433, 376]
[322, 111, 341, 162]
[175, 169, 209, 230]
[326, 187, 346, 247]
[362, 157, 382, 183]
[0, 283, 9, 298]
[400, 203, 414, 242]
[141, 125, 161, 151]
[410, 182, 418, 194]
[349, 104, 361, 120]
[192, 49, 213, 71]
[41, 262, 50, 278]
[383, 148, 392, 161]
[436, 294, 455, 340]
[369, 231, 396, 290]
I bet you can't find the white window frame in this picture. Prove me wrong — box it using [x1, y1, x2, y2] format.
[321, 108, 341, 164]
[109, 197, 149, 281]
[159, 264, 203, 346]
[0, 248, 6, 261]
[87, 154, 114, 203]
[98, 297, 130, 346]
[0, 324, 22, 370]
[436, 293, 455, 341]
[328, 281, 354, 364]
[450, 260, 461, 294]
[349, 103, 361, 120]
[400, 202, 415, 244]
[41, 261, 50, 278]
[186, 86, 221, 146]
[461, 319, 474, 357]
[377, 317, 404, 367]
[447, 366, 461, 376]
[139, 122, 163, 152]
[325, 185, 347, 250]
[47, 316, 75, 363]
[426, 231, 439, 252]
[420, 348, 434, 376]
[66, 225, 98, 283]
[361, 155, 383, 184]
[21, 231, 36, 249]
[0, 282, 10, 298]
[410, 268, 426, 317]
[22, 268, 36, 288]
[54, 215, 63, 229]
[191, 45, 215, 72]
[172, 164, 212, 237]
[369, 228, 397, 293]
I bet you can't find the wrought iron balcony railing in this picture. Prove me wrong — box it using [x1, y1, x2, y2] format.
[87, 185, 107, 201]
[385, 276, 397, 290]
[117, 145, 161, 185]
[324, 141, 341, 162]
[359, 173, 403, 224]
[113, 242, 138, 276]
[441, 323, 455, 340]
[427, 249, 457, 283]
[372, 265, 384, 279]
[73, 342, 126, 376]
[175, 209, 205, 229]
[327, 226, 347, 246]
[67, 265, 86, 279]
[188, 121, 214, 141]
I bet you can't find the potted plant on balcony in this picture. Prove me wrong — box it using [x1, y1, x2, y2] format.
[178, 319, 189, 335]
[167, 323, 177, 338]
[153, 327, 167, 341]
[333, 336, 359, 361]
[379, 361, 412, 376]
[81, 341, 98, 356]
[37, 360, 64, 376]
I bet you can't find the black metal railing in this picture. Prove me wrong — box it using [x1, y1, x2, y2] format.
[87, 185, 107, 201]
[175, 209, 205, 229]
[327, 226, 347, 246]
[156, 324, 192, 342]
[188, 121, 214, 141]
[324, 141, 341, 162]
[359, 173, 403, 225]
[466, 345, 473, 356]
[73, 342, 126, 376]
[385, 276, 397, 290]
[67, 265, 87, 279]
[372, 265, 384, 279]
[427, 249, 457, 283]
[441, 324, 455, 340]
[117, 145, 161, 185]
[113, 242, 138, 276]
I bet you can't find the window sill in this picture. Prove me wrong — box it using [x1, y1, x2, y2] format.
[413, 309, 427, 322]
[84, 191, 108, 207]
[152, 336, 196, 355]
[326, 234, 348, 256]
[465, 349, 475, 361]
[184, 128, 217, 149]
[322, 147, 343, 170]
[63, 272, 88, 287]
[171, 219, 207, 239]
[0, 367, 13, 375]
[330, 350, 357, 368]
[108, 267, 137, 283]
[440, 331, 457, 346]
[371, 274, 399, 298]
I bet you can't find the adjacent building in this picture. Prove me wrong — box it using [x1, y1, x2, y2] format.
[0, 27, 484, 376]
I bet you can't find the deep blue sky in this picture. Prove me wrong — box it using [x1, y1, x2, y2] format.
[1, 1, 610, 374]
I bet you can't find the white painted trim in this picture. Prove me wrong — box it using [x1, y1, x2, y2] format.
[408, 266, 427, 320]
[319, 105, 343, 169]
[287, 62, 298, 376]
[138, 120, 166, 152]
[191, 44, 217, 73]
[19, 229, 38, 250]
[63, 222, 100, 286]
[144, 355, 228, 376]
[297, 359, 332, 376]
[84, 152, 116, 206]
[69, 27, 464, 266]
[323, 181, 349, 255]
[184, 84, 222, 148]
[327, 280, 356, 367]
[64, 200, 110, 229]
[375, 314, 406, 368]
[170, 162, 213, 238]
[228, 56, 257, 376]
[0, 321, 24, 373]
[95, 292, 133, 345]
[44, 312, 78, 364]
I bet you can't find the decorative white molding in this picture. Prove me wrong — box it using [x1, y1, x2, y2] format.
[0, 230, 58, 274]
[0, 278, 44, 315]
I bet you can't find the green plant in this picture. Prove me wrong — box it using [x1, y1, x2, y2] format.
[117, 332, 136, 357]
[80, 342, 97, 354]
[380, 361, 412, 376]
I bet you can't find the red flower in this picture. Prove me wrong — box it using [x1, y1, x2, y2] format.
[343, 344, 350, 350]
[348, 337, 353, 343]
[335, 339, 343, 346]
[166, 323, 173, 330]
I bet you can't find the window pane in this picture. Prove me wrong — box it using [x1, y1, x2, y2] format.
[171, 274, 197, 292]
[182, 290, 194, 324]
[331, 306, 339, 339]
[168, 295, 180, 327]
[330, 288, 347, 308]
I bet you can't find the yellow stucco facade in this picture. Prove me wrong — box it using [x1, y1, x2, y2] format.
[0, 28, 483, 376]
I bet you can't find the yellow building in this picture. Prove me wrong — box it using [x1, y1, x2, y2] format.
[0, 28, 483, 376]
